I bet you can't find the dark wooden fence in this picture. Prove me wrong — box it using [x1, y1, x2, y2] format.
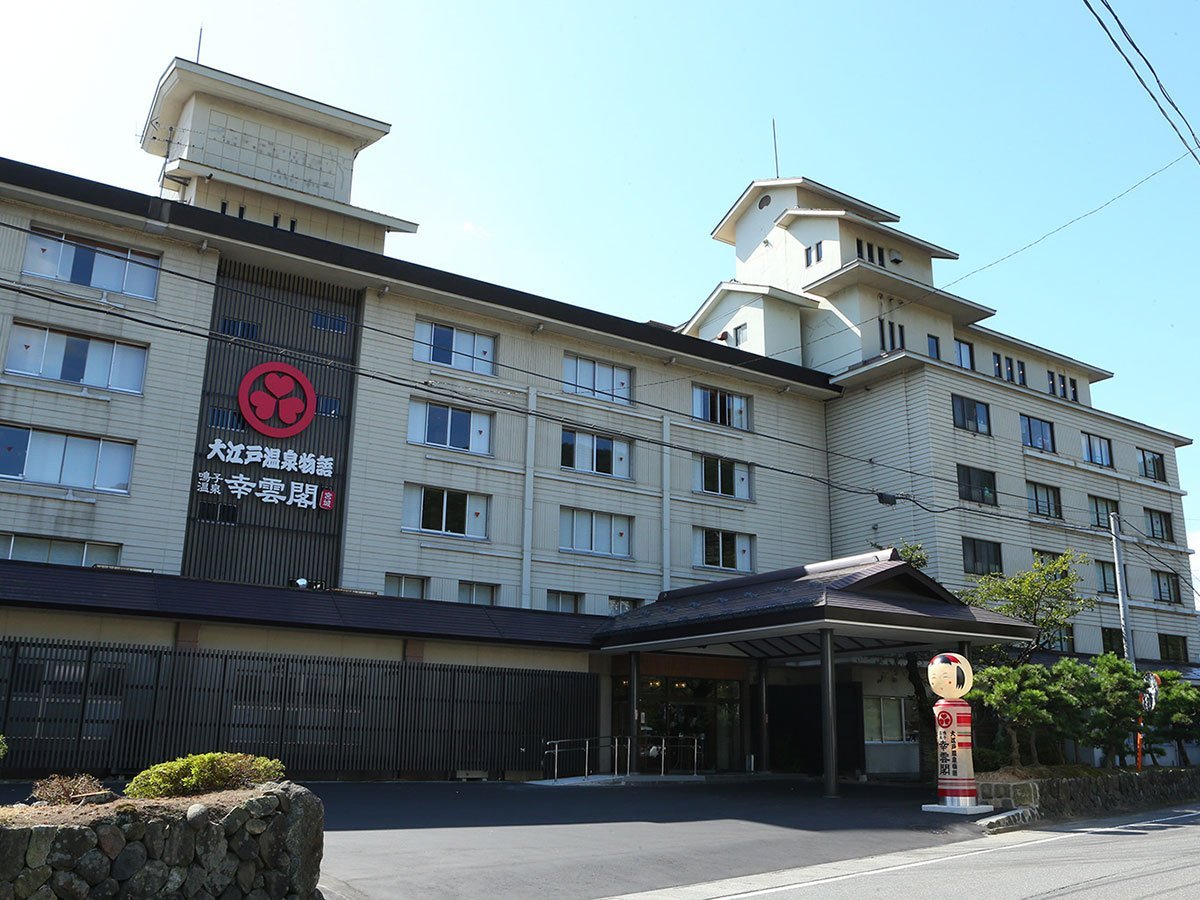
[0, 638, 598, 779]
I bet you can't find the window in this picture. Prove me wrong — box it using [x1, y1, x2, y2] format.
[804, 246, 813, 267]
[733, 324, 748, 347]
[692, 385, 749, 430]
[1081, 433, 1112, 467]
[962, 537, 1002, 575]
[957, 465, 997, 505]
[951, 395, 990, 434]
[1096, 560, 1118, 595]
[563, 354, 632, 404]
[272, 214, 281, 228]
[1159, 634, 1188, 662]
[878, 319, 906, 352]
[546, 591, 582, 613]
[696, 454, 751, 499]
[1045, 626, 1075, 654]
[384, 575, 427, 599]
[815, 241, 823, 262]
[1005, 357, 1015, 382]
[413, 320, 495, 375]
[562, 429, 630, 477]
[1047, 370, 1056, 395]
[1145, 508, 1175, 543]
[409, 400, 492, 454]
[992, 353, 1002, 378]
[1069, 378, 1078, 402]
[1033, 549, 1068, 577]
[1020, 414, 1056, 452]
[0, 533, 120, 567]
[954, 339, 974, 370]
[1058, 374, 1067, 398]
[1153, 571, 1181, 604]
[5, 324, 147, 393]
[1102, 627, 1126, 657]
[417, 487, 488, 538]
[220, 318, 259, 341]
[0, 425, 133, 492]
[1138, 448, 1166, 482]
[927, 334, 940, 360]
[1088, 495, 1118, 528]
[23, 227, 160, 299]
[559, 508, 632, 557]
[863, 696, 917, 743]
[311, 311, 348, 334]
[698, 528, 753, 572]
[208, 407, 245, 431]
[197, 500, 238, 524]
[1026, 482, 1062, 518]
[1017, 361, 1027, 386]
[458, 582, 496, 606]
[316, 396, 340, 418]
[609, 596, 643, 616]
[856, 239, 886, 267]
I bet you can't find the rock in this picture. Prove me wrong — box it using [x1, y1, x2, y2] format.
[202, 853, 237, 896]
[93, 826, 124, 863]
[0, 828, 31, 879]
[278, 783, 323, 894]
[0, 883, 11, 900]
[241, 796, 278, 819]
[217, 888, 239, 900]
[244, 819, 267, 836]
[110, 841, 147, 881]
[229, 829, 259, 862]
[26, 887, 53, 900]
[31, 802, 48, 808]
[270, 790, 289, 815]
[46, 828, 97, 871]
[75, 792, 118, 806]
[143, 821, 165, 860]
[121, 860, 167, 899]
[245, 890, 270, 900]
[261, 870, 287, 900]
[26, 826, 55, 869]
[193, 892, 214, 900]
[119, 822, 144, 843]
[15, 865, 52, 899]
[194, 824, 226, 870]
[256, 817, 286, 869]
[186, 806, 209, 831]
[236, 858, 257, 893]
[219, 809, 248, 837]
[73, 850, 110, 886]
[86, 881, 118, 900]
[47, 871, 89, 900]
[162, 825, 194, 867]
[164, 867, 187, 894]
[182, 865, 206, 898]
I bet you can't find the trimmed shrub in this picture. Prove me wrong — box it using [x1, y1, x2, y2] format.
[124, 751, 285, 798]
[973, 747, 1008, 773]
[0, 733, 7, 761]
[32, 773, 105, 804]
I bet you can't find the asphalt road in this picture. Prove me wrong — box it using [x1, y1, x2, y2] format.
[312, 779, 987, 900]
[602, 805, 1200, 900]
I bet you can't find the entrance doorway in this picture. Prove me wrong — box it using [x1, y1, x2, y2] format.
[614, 676, 742, 771]
[764, 683, 865, 775]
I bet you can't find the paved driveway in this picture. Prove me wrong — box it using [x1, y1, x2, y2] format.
[312, 779, 985, 900]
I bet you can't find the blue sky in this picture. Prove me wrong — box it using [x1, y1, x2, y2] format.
[2, 1, 1197, 585]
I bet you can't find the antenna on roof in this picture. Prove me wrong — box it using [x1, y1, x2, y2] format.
[772, 118, 780, 178]
[196, 26, 203, 63]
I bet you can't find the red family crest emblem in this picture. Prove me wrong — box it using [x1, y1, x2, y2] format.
[237, 362, 317, 439]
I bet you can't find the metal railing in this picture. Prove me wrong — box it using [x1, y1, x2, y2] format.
[544, 733, 704, 781]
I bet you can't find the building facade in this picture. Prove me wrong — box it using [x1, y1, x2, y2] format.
[0, 61, 1193, 778]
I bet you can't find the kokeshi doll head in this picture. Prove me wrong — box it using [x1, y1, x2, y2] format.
[928, 653, 973, 699]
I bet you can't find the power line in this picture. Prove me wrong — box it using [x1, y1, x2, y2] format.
[1081, 0, 1200, 168]
[1119, 518, 1200, 602]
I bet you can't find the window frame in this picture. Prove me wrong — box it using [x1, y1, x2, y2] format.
[609, 596, 643, 616]
[962, 537, 1002, 576]
[0, 532, 121, 567]
[562, 354, 633, 405]
[1152, 570, 1181, 604]
[953, 339, 974, 370]
[1138, 448, 1167, 482]
[696, 454, 752, 499]
[561, 428, 631, 479]
[698, 528, 753, 572]
[692, 385, 751, 431]
[1088, 495, 1118, 528]
[1020, 414, 1056, 452]
[927, 334, 940, 360]
[862, 696, 918, 744]
[559, 507, 633, 558]
[22, 227, 161, 300]
[1096, 560, 1118, 595]
[416, 486, 489, 538]
[1159, 633, 1188, 662]
[546, 590, 582, 613]
[1101, 627, 1126, 658]
[458, 582, 497, 606]
[951, 394, 991, 435]
[1026, 481, 1063, 519]
[1144, 508, 1175, 543]
[5, 323, 148, 395]
[1081, 432, 1113, 467]
[956, 464, 997, 506]
[0, 424, 135, 494]
[384, 574, 427, 599]
[409, 400, 492, 455]
[413, 320, 496, 375]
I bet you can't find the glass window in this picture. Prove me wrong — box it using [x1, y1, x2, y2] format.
[559, 508, 632, 557]
[733, 324, 748, 347]
[1027, 482, 1062, 519]
[413, 320, 495, 375]
[5, 324, 147, 393]
[311, 311, 348, 334]
[1081, 433, 1113, 467]
[546, 591, 582, 613]
[963, 537, 1002, 575]
[863, 697, 917, 743]
[1138, 449, 1167, 482]
[1102, 627, 1126, 657]
[561, 429, 630, 478]
[0, 425, 133, 493]
[410, 401, 491, 455]
[419, 487, 487, 537]
[1096, 560, 1118, 595]
[953, 339, 974, 370]
[951, 395, 990, 435]
[1020, 414, 1056, 451]
[1159, 634, 1188, 663]
[1153, 571, 1181, 604]
[384, 574, 427, 599]
[563, 354, 632, 404]
[458, 582, 496, 605]
[693, 385, 750, 430]
[1017, 361, 1027, 386]
[0, 533, 120, 567]
[957, 465, 997, 505]
[699, 528, 752, 572]
[22, 228, 160, 299]
[992, 353, 1002, 378]
[927, 334, 940, 359]
[698, 454, 751, 499]
[1145, 508, 1175, 543]
[609, 596, 643, 616]
[1045, 626, 1075, 653]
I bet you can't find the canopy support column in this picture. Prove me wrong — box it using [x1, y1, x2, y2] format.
[757, 658, 770, 772]
[820, 627, 838, 798]
[627, 651, 640, 774]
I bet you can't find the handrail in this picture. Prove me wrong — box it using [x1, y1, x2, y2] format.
[543, 733, 705, 782]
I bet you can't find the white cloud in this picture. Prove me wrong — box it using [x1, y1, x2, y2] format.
[460, 221, 492, 239]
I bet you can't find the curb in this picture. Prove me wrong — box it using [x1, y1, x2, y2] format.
[977, 805, 1040, 833]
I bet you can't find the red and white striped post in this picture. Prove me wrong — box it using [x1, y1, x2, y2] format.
[922, 652, 993, 816]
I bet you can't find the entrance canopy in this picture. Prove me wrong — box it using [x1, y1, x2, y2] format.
[595, 549, 1037, 659]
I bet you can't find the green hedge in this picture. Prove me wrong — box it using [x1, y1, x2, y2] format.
[124, 752, 285, 799]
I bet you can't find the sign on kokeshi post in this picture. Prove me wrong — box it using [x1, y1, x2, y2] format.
[921, 652, 993, 815]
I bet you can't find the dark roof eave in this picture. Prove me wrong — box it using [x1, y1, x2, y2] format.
[0, 157, 838, 395]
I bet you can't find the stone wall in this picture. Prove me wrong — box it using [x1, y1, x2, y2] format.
[0, 781, 322, 900]
[978, 768, 1200, 818]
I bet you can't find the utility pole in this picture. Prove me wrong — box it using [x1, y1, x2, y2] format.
[1109, 512, 1135, 670]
